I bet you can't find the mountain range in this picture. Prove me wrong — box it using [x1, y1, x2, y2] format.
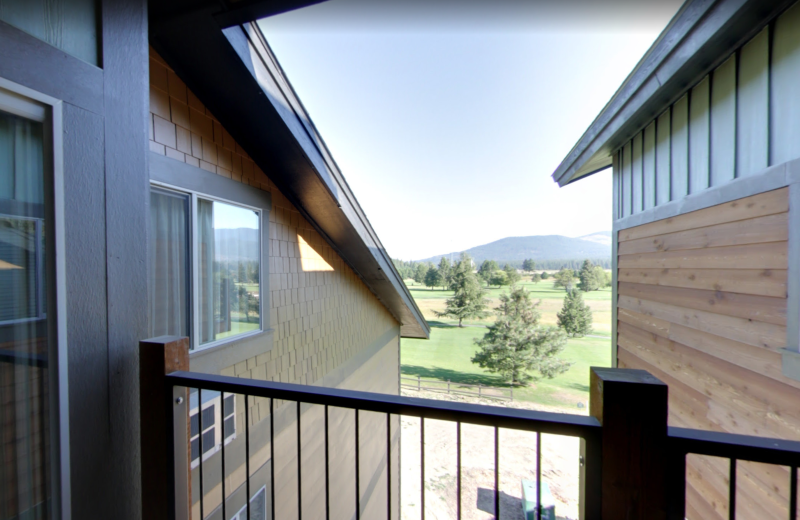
[416, 232, 611, 267]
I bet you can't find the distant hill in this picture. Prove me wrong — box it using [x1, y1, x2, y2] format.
[417, 233, 611, 268]
[215, 228, 259, 262]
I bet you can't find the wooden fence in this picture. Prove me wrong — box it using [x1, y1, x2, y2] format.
[400, 375, 513, 401]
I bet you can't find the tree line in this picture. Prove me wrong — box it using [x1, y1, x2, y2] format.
[406, 253, 603, 386]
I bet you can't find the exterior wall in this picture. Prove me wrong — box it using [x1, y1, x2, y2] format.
[148, 48, 402, 519]
[613, 2, 800, 220]
[615, 188, 796, 519]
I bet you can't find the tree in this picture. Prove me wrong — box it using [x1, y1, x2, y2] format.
[478, 260, 499, 285]
[489, 271, 508, 288]
[438, 257, 452, 288]
[504, 264, 521, 286]
[578, 260, 600, 292]
[557, 289, 593, 337]
[522, 259, 536, 273]
[531, 273, 542, 284]
[553, 268, 576, 291]
[591, 266, 608, 290]
[414, 263, 429, 285]
[424, 266, 443, 290]
[540, 271, 550, 280]
[436, 255, 489, 327]
[472, 285, 570, 385]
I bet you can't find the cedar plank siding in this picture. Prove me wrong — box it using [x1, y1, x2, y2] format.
[148, 48, 401, 520]
[616, 188, 796, 520]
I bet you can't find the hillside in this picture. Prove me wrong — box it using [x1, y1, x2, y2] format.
[417, 233, 611, 267]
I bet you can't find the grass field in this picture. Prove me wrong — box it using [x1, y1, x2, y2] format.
[401, 277, 613, 410]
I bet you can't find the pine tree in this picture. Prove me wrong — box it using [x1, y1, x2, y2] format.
[472, 285, 570, 385]
[478, 260, 499, 285]
[436, 254, 489, 327]
[578, 259, 600, 292]
[414, 263, 428, 285]
[424, 266, 443, 290]
[557, 289, 593, 337]
[522, 259, 536, 273]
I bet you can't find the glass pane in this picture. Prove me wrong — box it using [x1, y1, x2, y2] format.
[198, 198, 260, 346]
[0, 109, 51, 519]
[148, 188, 190, 338]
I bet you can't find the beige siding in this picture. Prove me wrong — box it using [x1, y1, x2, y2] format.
[149, 48, 403, 519]
[616, 188, 796, 520]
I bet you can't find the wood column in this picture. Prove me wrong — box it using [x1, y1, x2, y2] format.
[140, 336, 190, 520]
[589, 367, 669, 520]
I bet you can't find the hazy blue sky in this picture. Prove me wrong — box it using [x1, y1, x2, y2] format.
[258, 1, 683, 260]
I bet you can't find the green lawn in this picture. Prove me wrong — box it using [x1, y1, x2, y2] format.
[401, 325, 612, 410]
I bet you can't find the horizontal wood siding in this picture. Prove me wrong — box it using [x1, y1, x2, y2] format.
[615, 187, 796, 520]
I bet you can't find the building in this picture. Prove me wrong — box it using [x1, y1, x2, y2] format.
[0, 1, 428, 519]
[552, 0, 800, 518]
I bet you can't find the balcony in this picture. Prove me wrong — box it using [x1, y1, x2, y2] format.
[140, 337, 800, 520]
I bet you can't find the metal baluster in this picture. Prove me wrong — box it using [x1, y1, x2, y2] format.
[326, 405, 330, 520]
[221, 392, 226, 520]
[387, 413, 392, 520]
[421, 417, 425, 520]
[536, 432, 541, 520]
[297, 401, 302, 520]
[494, 427, 499, 519]
[790, 465, 798, 520]
[355, 409, 361, 519]
[729, 458, 737, 520]
[457, 422, 462, 520]
[246, 395, 251, 520]
[270, 398, 275, 520]
[199, 389, 204, 520]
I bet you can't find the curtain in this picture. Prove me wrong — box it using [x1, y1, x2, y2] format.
[198, 198, 217, 344]
[148, 189, 190, 338]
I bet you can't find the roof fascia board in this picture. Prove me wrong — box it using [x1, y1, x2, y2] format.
[552, 0, 794, 187]
[215, 0, 326, 28]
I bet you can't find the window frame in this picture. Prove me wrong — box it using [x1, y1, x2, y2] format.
[188, 390, 236, 469]
[150, 180, 264, 352]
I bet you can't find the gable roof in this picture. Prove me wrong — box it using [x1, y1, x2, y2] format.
[149, 0, 429, 339]
[551, 0, 796, 187]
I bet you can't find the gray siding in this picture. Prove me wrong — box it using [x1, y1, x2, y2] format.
[614, 3, 800, 218]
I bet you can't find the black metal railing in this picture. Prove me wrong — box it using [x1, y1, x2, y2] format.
[165, 370, 602, 520]
[667, 427, 800, 520]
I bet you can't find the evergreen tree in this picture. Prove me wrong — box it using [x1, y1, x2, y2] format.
[553, 268, 576, 291]
[436, 255, 489, 327]
[578, 259, 600, 292]
[472, 285, 570, 385]
[438, 257, 452, 288]
[478, 260, 499, 285]
[521, 259, 536, 272]
[540, 271, 550, 280]
[531, 273, 542, 284]
[504, 264, 521, 285]
[489, 271, 508, 288]
[557, 289, 593, 337]
[424, 266, 443, 290]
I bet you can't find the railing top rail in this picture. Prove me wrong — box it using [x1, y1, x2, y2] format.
[166, 371, 600, 438]
[669, 426, 800, 466]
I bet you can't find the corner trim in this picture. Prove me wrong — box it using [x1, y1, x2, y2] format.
[782, 348, 800, 381]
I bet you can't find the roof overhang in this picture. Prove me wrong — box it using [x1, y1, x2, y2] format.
[149, 0, 430, 339]
[551, 0, 797, 187]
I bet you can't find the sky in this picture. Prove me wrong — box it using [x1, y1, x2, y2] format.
[258, 0, 683, 260]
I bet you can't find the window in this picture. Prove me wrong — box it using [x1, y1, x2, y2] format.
[189, 389, 236, 468]
[230, 486, 267, 520]
[148, 186, 262, 350]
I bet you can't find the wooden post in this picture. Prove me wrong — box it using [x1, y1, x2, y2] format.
[418, 375, 421, 391]
[140, 336, 191, 520]
[447, 379, 450, 394]
[478, 384, 482, 397]
[589, 367, 668, 520]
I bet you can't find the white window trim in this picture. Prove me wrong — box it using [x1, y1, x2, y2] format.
[231, 485, 267, 520]
[189, 391, 236, 469]
[0, 77, 70, 520]
[151, 180, 264, 352]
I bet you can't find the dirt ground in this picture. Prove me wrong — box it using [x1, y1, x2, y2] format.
[400, 388, 583, 520]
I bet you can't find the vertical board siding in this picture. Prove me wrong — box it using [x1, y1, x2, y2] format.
[737, 27, 770, 178]
[710, 57, 736, 186]
[656, 110, 672, 205]
[632, 132, 644, 214]
[770, 2, 800, 165]
[643, 122, 656, 210]
[689, 77, 710, 194]
[616, 188, 793, 520]
[671, 95, 690, 199]
[622, 141, 633, 218]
